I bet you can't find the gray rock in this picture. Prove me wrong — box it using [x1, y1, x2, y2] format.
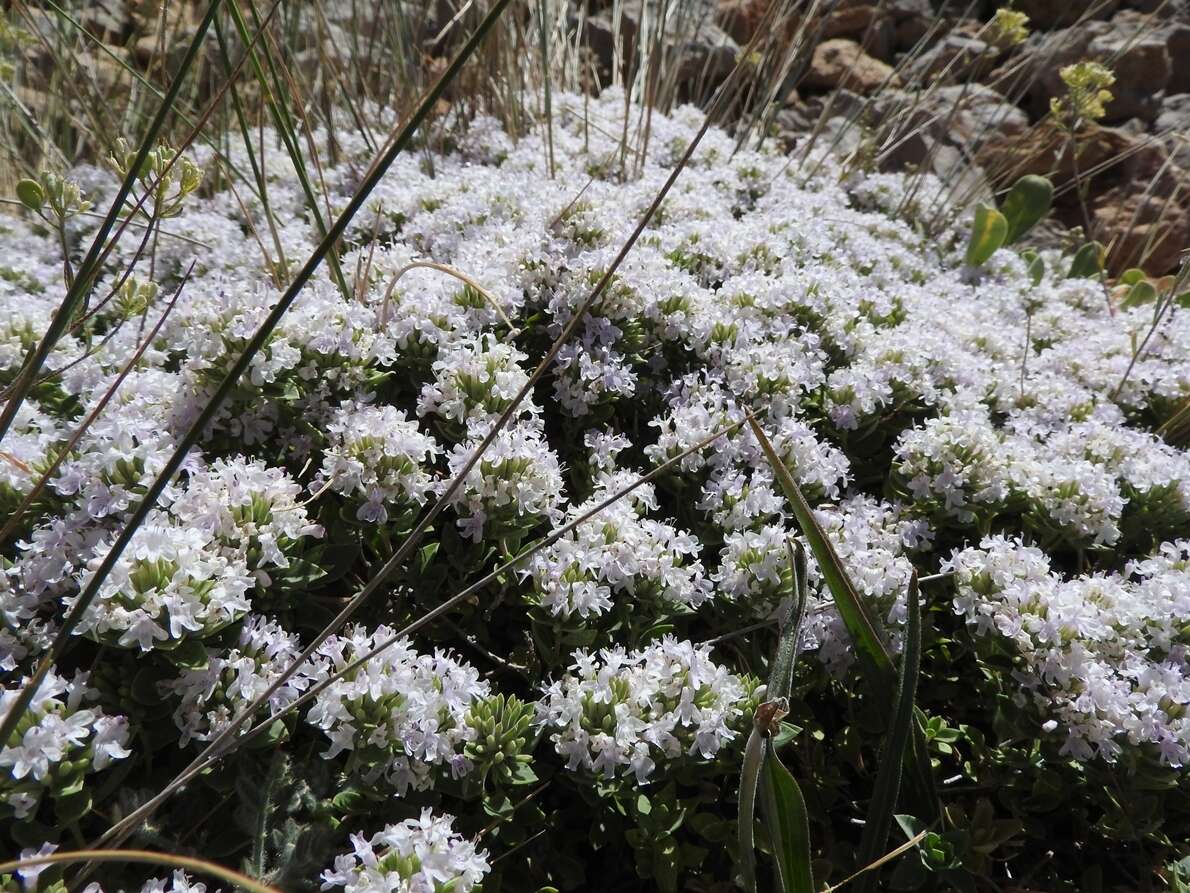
[1156, 92, 1190, 169]
[1086, 29, 1171, 123]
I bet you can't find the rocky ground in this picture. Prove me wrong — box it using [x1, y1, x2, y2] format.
[12, 0, 1190, 274]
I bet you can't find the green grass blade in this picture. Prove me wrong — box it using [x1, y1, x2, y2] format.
[761, 749, 815, 893]
[0, 0, 225, 444]
[741, 539, 811, 893]
[747, 417, 893, 676]
[738, 729, 767, 893]
[748, 417, 940, 824]
[854, 574, 922, 893]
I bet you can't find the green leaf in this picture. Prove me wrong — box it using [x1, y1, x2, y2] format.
[1120, 280, 1158, 309]
[760, 749, 815, 893]
[54, 788, 93, 824]
[748, 418, 892, 677]
[964, 204, 1007, 267]
[739, 533, 813, 893]
[737, 729, 766, 893]
[1026, 253, 1045, 287]
[1067, 241, 1104, 279]
[16, 178, 44, 212]
[1119, 268, 1146, 286]
[854, 575, 922, 893]
[1001, 175, 1053, 245]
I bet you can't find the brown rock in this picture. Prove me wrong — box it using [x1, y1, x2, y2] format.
[1093, 183, 1190, 275]
[1167, 24, 1190, 94]
[1013, 0, 1120, 28]
[804, 38, 899, 94]
[713, 0, 771, 46]
[1086, 29, 1170, 123]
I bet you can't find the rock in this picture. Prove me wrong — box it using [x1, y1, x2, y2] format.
[1013, 0, 1120, 28]
[1086, 28, 1170, 123]
[905, 33, 999, 85]
[1156, 93, 1190, 169]
[713, 0, 770, 45]
[804, 38, 899, 94]
[581, 2, 741, 101]
[820, 3, 898, 61]
[912, 84, 1029, 148]
[1093, 180, 1190, 275]
[1166, 24, 1190, 94]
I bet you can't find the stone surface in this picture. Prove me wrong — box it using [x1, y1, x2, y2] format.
[1156, 93, 1190, 169]
[804, 38, 899, 94]
[1086, 28, 1171, 123]
[906, 33, 1000, 85]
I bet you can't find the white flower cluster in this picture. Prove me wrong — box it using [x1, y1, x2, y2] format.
[306, 628, 489, 794]
[526, 478, 710, 618]
[1, 670, 130, 819]
[160, 614, 314, 746]
[67, 512, 255, 652]
[536, 636, 756, 783]
[418, 334, 535, 429]
[316, 400, 440, 524]
[321, 809, 489, 893]
[441, 424, 565, 543]
[947, 537, 1190, 767]
[170, 456, 324, 581]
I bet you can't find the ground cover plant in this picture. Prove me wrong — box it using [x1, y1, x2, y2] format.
[1, 1, 1189, 892]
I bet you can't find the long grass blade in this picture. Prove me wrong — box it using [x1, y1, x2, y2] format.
[854, 573, 922, 893]
[747, 417, 892, 675]
[0, 850, 282, 893]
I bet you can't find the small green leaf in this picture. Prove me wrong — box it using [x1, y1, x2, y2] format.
[1120, 280, 1158, 308]
[54, 788, 93, 824]
[1026, 254, 1045, 287]
[737, 728, 766, 893]
[1001, 175, 1053, 245]
[16, 178, 44, 212]
[1119, 268, 1146, 286]
[761, 749, 815, 893]
[1067, 241, 1104, 279]
[964, 204, 1008, 267]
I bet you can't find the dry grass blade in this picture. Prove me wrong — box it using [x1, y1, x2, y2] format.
[0, 850, 283, 893]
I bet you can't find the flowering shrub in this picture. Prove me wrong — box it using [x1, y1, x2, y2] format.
[1, 87, 1188, 893]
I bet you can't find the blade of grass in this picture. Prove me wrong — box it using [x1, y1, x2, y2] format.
[739, 540, 808, 893]
[0, 850, 281, 893]
[854, 573, 922, 893]
[747, 416, 892, 675]
[0, 0, 225, 444]
[225, 0, 348, 295]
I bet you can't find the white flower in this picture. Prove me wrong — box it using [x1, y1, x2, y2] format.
[320, 810, 489, 893]
[536, 636, 756, 781]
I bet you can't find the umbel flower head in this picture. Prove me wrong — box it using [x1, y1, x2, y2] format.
[1, 670, 130, 820]
[305, 627, 489, 794]
[320, 809, 489, 893]
[1051, 61, 1116, 125]
[536, 636, 761, 784]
